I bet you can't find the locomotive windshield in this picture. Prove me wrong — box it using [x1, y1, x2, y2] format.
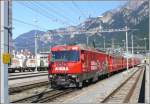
[51, 50, 79, 62]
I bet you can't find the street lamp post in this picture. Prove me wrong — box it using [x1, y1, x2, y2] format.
[125, 26, 129, 71]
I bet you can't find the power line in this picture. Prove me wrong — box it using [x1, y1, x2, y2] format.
[20, 2, 58, 22]
[18, 2, 63, 25]
[13, 18, 48, 31]
[48, 2, 77, 24]
[19, 2, 71, 26]
[31, 1, 76, 25]
[16, 1, 99, 34]
[87, 0, 93, 18]
[28, 1, 69, 25]
[72, 1, 87, 19]
[61, 1, 82, 23]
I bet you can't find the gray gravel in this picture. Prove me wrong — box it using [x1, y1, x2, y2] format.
[9, 76, 48, 86]
[10, 85, 50, 102]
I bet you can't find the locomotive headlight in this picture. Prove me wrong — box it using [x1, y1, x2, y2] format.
[62, 67, 65, 70]
[65, 67, 68, 70]
[49, 75, 53, 78]
[72, 75, 77, 78]
[55, 67, 58, 70]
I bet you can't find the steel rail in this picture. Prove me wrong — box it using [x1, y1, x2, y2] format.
[9, 71, 47, 77]
[101, 65, 145, 103]
[11, 89, 74, 103]
[11, 89, 56, 103]
[9, 81, 48, 94]
[34, 89, 74, 103]
[123, 66, 145, 103]
[9, 73, 48, 80]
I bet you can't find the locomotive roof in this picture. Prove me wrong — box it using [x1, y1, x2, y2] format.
[52, 44, 128, 58]
[77, 44, 106, 54]
[51, 44, 107, 55]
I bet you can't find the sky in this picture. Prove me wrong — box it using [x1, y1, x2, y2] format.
[12, 1, 126, 39]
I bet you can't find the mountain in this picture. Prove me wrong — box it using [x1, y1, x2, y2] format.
[14, 30, 45, 53]
[14, 0, 149, 54]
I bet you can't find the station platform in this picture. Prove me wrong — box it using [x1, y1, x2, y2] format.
[145, 64, 149, 103]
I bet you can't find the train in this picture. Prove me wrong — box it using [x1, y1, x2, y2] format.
[8, 53, 49, 73]
[48, 44, 141, 88]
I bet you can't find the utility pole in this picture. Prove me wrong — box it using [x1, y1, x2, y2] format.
[34, 19, 38, 72]
[34, 34, 38, 72]
[131, 34, 134, 55]
[144, 37, 147, 54]
[103, 36, 105, 50]
[0, 0, 11, 103]
[48, 31, 52, 52]
[122, 40, 125, 50]
[111, 38, 114, 49]
[86, 36, 89, 46]
[131, 34, 134, 67]
[125, 26, 129, 71]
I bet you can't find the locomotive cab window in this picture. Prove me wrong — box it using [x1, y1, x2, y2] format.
[51, 50, 80, 62]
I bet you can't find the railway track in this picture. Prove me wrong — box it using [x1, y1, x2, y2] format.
[8, 67, 48, 73]
[11, 89, 75, 103]
[10, 66, 143, 103]
[9, 71, 47, 77]
[101, 65, 145, 103]
[9, 81, 48, 94]
[9, 73, 48, 80]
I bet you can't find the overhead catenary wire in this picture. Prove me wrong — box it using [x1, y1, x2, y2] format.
[16, 1, 99, 34]
[86, 0, 94, 19]
[28, 1, 71, 26]
[18, 1, 72, 27]
[48, 1, 77, 24]
[31, 1, 76, 25]
[61, 1, 83, 24]
[19, 2, 62, 24]
[13, 18, 48, 31]
[87, 1, 104, 18]
[1, 20, 43, 51]
[13, 18, 48, 43]
[13, 17, 141, 38]
[129, 32, 144, 44]
[72, 1, 87, 19]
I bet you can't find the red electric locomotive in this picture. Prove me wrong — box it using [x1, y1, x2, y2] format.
[48, 44, 140, 88]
